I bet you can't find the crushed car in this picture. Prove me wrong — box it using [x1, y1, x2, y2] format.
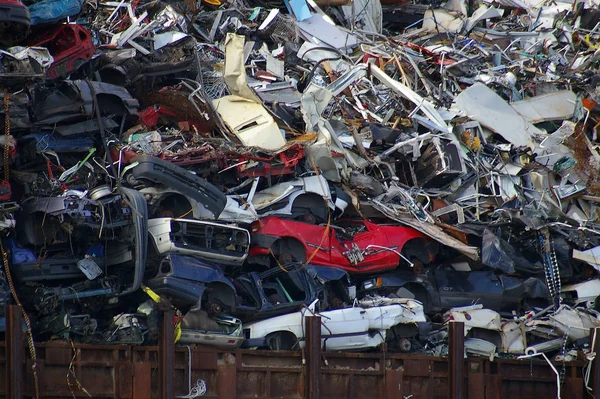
[248, 217, 438, 273]
[242, 298, 426, 351]
[1, 0, 600, 367]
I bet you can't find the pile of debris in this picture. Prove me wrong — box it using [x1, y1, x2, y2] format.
[0, 0, 600, 364]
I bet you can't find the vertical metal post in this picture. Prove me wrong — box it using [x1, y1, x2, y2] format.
[448, 321, 465, 399]
[591, 327, 600, 397]
[6, 305, 23, 399]
[218, 364, 237, 399]
[133, 363, 152, 399]
[305, 316, 321, 399]
[160, 310, 175, 399]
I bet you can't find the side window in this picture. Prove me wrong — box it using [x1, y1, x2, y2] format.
[234, 278, 260, 307]
[262, 272, 307, 304]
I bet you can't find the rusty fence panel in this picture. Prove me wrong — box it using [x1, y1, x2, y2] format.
[0, 344, 590, 399]
[0, 306, 592, 399]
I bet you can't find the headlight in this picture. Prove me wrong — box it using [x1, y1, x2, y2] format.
[363, 279, 375, 290]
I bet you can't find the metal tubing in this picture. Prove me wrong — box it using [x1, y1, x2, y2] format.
[448, 321, 465, 399]
[6, 305, 23, 399]
[160, 310, 175, 399]
[305, 316, 321, 399]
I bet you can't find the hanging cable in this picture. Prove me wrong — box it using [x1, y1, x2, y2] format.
[1, 239, 40, 399]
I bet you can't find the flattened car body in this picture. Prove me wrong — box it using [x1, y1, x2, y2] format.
[148, 217, 250, 265]
[144, 254, 237, 310]
[249, 216, 435, 273]
[360, 269, 549, 312]
[243, 298, 425, 350]
[179, 312, 244, 349]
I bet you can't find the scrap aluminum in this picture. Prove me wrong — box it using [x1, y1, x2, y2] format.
[0, 0, 599, 367]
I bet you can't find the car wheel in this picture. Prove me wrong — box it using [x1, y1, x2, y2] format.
[398, 338, 412, 353]
[265, 331, 298, 350]
[272, 237, 306, 265]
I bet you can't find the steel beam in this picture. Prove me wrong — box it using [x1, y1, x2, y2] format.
[160, 310, 175, 399]
[448, 321, 465, 399]
[218, 364, 237, 399]
[133, 362, 152, 399]
[305, 316, 321, 399]
[6, 305, 23, 399]
[591, 327, 600, 398]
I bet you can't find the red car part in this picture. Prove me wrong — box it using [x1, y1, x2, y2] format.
[29, 24, 95, 79]
[249, 216, 436, 274]
[233, 145, 304, 178]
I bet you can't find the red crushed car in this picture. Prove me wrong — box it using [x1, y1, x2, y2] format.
[249, 216, 438, 274]
[29, 24, 95, 79]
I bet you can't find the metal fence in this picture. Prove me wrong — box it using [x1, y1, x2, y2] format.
[0, 306, 594, 399]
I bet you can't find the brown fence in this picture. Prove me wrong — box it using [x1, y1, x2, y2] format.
[0, 306, 596, 398]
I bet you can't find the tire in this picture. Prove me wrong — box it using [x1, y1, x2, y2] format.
[398, 338, 412, 353]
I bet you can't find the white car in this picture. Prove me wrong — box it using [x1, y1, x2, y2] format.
[147, 217, 250, 265]
[242, 298, 425, 351]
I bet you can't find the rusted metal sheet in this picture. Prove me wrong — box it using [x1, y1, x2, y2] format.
[385, 369, 404, 399]
[217, 364, 236, 399]
[22, 343, 132, 398]
[133, 363, 152, 399]
[0, 339, 592, 399]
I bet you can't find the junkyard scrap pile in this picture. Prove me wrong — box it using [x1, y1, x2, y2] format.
[2, 0, 600, 365]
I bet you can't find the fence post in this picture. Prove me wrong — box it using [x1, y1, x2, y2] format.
[448, 321, 465, 399]
[305, 316, 321, 399]
[6, 305, 23, 399]
[160, 310, 175, 399]
[218, 363, 237, 399]
[591, 327, 600, 397]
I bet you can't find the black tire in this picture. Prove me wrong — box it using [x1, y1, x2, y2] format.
[398, 338, 412, 353]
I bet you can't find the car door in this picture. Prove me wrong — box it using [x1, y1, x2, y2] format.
[315, 306, 372, 350]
